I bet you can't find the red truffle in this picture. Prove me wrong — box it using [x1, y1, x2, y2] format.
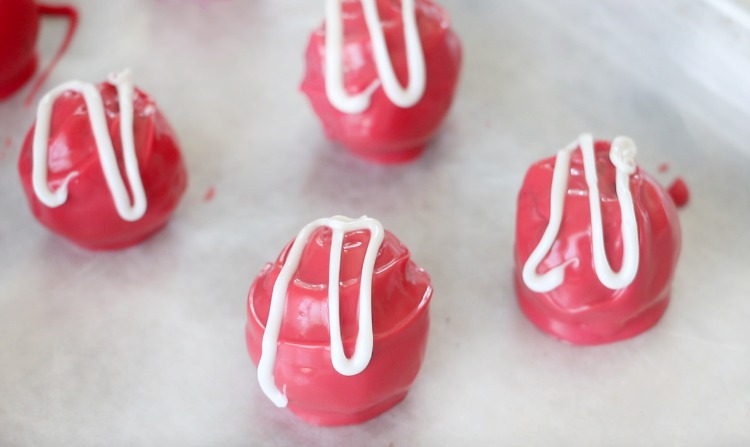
[246, 216, 432, 426]
[514, 135, 681, 345]
[301, 0, 462, 163]
[18, 71, 187, 250]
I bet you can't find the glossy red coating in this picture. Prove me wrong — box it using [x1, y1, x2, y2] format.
[514, 141, 682, 345]
[0, 0, 39, 99]
[246, 227, 432, 426]
[301, 0, 462, 164]
[18, 79, 188, 250]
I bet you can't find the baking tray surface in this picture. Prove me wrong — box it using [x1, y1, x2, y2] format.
[1, 1, 749, 445]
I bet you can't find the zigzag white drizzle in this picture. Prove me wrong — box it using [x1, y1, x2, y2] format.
[325, 0, 426, 114]
[32, 69, 147, 222]
[257, 216, 384, 407]
[522, 134, 640, 292]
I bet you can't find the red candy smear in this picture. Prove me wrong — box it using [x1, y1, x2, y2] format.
[0, 137, 10, 160]
[668, 177, 690, 208]
[203, 186, 216, 202]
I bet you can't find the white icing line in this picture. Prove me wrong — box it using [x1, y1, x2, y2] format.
[325, 0, 426, 114]
[522, 134, 640, 293]
[590, 136, 640, 289]
[32, 69, 147, 222]
[257, 216, 385, 408]
[520, 138, 580, 293]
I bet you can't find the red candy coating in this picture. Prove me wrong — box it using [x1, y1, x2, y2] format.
[18, 80, 188, 250]
[246, 226, 432, 426]
[301, 0, 462, 163]
[514, 141, 682, 345]
[0, 0, 39, 99]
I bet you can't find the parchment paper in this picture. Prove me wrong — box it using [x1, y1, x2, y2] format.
[1, 1, 749, 445]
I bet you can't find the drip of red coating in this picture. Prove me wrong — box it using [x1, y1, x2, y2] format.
[658, 162, 670, 173]
[23, 4, 79, 107]
[668, 177, 689, 208]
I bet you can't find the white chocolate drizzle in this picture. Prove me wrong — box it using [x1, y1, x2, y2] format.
[257, 216, 385, 408]
[325, 0, 426, 114]
[522, 134, 640, 293]
[32, 69, 147, 222]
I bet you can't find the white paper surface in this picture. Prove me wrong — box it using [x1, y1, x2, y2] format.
[1, 1, 749, 446]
